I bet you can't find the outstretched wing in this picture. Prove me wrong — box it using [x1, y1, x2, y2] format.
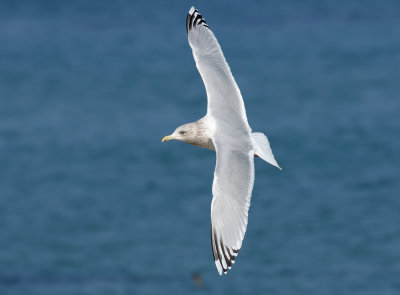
[186, 7, 256, 275]
[210, 131, 255, 275]
[186, 6, 251, 132]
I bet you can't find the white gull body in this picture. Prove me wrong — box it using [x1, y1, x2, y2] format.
[163, 6, 281, 275]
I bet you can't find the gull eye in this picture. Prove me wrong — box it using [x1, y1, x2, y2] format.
[179, 131, 186, 135]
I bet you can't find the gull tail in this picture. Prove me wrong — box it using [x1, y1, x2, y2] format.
[251, 132, 281, 170]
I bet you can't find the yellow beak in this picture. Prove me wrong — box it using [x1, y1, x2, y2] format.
[162, 135, 174, 142]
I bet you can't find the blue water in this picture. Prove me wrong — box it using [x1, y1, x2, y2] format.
[1, 1, 399, 294]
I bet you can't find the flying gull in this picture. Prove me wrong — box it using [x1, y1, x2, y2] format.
[162, 6, 281, 275]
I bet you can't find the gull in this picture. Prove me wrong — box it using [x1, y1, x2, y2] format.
[162, 6, 281, 275]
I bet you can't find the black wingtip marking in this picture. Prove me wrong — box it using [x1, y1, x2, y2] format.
[194, 13, 202, 27]
[226, 246, 236, 262]
[214, 230, 226, 273]
[211, 225, 243, 274]
[186, 13, 190, 33]
[211, 226, 218, 262]
[186, 7, 210, 33]
[211, 227, 228, 274]
[220, 240, 232, 268]
[189, 11, 196, 32]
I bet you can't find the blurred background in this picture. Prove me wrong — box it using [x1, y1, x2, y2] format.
[0, 0, 399, 294]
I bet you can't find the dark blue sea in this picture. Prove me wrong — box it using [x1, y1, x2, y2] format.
[1, 1, 399, 294]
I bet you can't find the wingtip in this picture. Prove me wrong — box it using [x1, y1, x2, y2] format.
[186, 6, 210, 33]
[215, 260, 223, 275]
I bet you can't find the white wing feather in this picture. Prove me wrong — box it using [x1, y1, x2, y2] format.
[211, 131, 254, 274]
[186, 7, 251, 132]
[186, 7, 255, 275]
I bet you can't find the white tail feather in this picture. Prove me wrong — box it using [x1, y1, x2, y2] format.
[251, 132, 281, 170]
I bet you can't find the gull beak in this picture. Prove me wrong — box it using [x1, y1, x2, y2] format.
[162, 135, 174, 142]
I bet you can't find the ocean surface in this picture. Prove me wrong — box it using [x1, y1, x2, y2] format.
[0, 1, 399, 294]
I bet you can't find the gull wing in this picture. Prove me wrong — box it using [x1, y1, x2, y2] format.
[210, 130, 255, 275]
[186, 7, 255, 274]
[186, 6, 251, 131]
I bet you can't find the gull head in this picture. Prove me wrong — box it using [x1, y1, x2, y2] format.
[162, 123, 199, 145]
